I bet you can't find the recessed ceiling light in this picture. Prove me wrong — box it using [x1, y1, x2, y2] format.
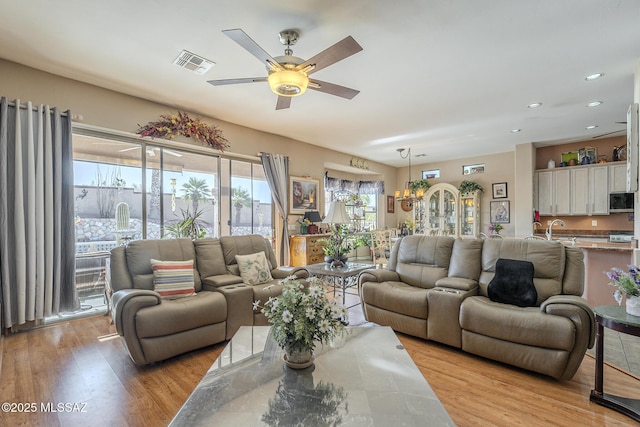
[528, 103, 542, 108]
[586, 101, 603, 107]
[585, 125, 598, 130]
[585, 73, 604, 81]
[511, 129, 522, 133]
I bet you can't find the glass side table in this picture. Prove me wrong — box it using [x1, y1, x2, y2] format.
[590, 305, 640, 422]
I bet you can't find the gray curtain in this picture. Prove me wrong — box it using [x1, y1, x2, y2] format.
[0, 97, 77, 329]
[260, 152, 290, 266]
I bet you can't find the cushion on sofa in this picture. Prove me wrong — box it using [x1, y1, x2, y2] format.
[448, 238, 483, 280]
[236, 252, 274, 285]
[220, 235, 277, 273]
[487, 258, 537, 307]
[480, 239, 564, 302]
[125, 238, 202, 291]
[150, 259, 196, 299]
[194, 238, 228, 278]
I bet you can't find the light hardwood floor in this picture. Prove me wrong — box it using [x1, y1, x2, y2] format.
[1, 314, 639, 427]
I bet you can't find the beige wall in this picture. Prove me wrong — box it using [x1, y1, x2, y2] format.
[396, 151, 517, 236]
[0, 59, 399, 229]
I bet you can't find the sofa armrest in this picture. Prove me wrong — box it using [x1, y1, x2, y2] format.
[272, 267, 308, 280]
[434, 277, 479, 292]
[358, 269, 399, 285]
[540, 295, 596, 348]
[111, 289, 161, 336]
[201, 274, 244, 291]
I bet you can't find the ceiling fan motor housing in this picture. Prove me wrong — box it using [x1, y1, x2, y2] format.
[268, 55, 308, 96]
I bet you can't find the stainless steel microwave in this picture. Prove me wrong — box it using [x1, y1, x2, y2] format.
[609, 192, 634, 212]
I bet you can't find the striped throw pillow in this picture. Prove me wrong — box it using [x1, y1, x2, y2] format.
[150, 259, 195, 299]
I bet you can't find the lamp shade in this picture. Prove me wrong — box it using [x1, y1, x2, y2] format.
[324, 201, 351, 224]
[303, 211, 322, 223]
[268, 70, 308, 97]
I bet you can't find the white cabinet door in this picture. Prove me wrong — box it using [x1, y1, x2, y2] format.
[609, 163, 627, 193]
[571, 168, 589, 215]
[537, 171, 553, 215]
[554, 169, 571, 215]
[590, 166, 609, 214]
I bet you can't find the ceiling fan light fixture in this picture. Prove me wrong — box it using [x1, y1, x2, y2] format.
[268, 69, 308, 97]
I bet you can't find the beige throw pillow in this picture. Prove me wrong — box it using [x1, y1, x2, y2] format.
[235, 252, 273, 285]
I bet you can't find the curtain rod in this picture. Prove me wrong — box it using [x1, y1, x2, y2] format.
[6, 100, 83, 121]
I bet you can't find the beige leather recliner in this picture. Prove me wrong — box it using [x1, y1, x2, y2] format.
[110, 235, 307, 366]
[359, 235, 595, 380]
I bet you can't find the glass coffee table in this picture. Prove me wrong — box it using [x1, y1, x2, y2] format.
[305, 262, 374, 307]
[170, 326, 454, 426]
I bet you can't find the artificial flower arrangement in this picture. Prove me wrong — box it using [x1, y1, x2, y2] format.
[253, 276, 349, 357]
[458, 180, 483, 195]
[136, 111, 229, 152]
[606, 265, 640, 304]
[488, 223, 504, 234]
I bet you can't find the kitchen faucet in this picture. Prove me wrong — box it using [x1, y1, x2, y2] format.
[546, 219, 566, 240]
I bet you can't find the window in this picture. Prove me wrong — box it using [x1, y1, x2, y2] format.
[71, 131, 274, 316]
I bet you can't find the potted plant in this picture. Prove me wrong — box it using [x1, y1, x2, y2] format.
[409, 179, 431, 193]
[319, 224, 353, 267]
[606, 266, 640, 316]
[165, 208, 207, 240]
[488, 223, 503, 235]
[459, 180, 483, 195]
[253, 276, 348, 368]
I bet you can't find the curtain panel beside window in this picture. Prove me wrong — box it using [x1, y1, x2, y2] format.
[0, 97, 77, 330]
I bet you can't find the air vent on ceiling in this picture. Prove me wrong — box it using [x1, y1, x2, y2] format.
[173, 50, 215, 75]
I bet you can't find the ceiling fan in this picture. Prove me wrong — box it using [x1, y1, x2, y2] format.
[207, 28, 363, 110]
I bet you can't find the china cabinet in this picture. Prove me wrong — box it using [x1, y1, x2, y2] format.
[459, 190, 481, 238]
[424, 183, 459, 236]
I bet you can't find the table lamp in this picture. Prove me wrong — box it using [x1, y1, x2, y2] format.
[303, 210, 322, 234]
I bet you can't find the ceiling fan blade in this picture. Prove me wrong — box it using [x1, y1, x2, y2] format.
[299, 36, 363, 75]
[207, 77, 267, 86]
[222, 29, 280, 69]
[308, 79, 360, 99]
[275, 96, 292, 110]
[592, 129, 625, 139]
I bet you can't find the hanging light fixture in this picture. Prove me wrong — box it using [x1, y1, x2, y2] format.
[394, 148, 424, 209]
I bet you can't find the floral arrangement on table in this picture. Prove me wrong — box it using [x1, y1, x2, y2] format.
[606, 266, 640, 301]
[253, 276, 349, 365]
[488, 223, 503, 234]
[458, 180, 483, 195]
[606, 266, 640, 315]
[296, 217, 311, 234]
[136, 111, 229, 152]
[319, 224, 353, 265]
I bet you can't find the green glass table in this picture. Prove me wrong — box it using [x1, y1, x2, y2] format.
[590, 305, 640, 422]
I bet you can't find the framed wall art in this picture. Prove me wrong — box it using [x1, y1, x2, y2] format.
[490, 200, 510, 223]
[387, 195, 395, 213]
[492, 182, 508, 199]
[289, 176, 319, 215]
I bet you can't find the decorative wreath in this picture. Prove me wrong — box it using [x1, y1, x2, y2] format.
[136, 111, 229, 152]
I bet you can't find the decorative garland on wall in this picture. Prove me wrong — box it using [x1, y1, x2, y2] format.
[136, 111, 229, 152]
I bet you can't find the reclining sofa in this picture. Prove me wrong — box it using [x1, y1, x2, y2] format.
[109, 235, 307, 365]
[359, 235, 595, 380]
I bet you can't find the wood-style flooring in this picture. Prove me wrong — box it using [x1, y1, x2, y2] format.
[1, 314, 639, 426]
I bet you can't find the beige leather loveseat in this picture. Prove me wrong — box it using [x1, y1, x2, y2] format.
[359, 235, 595, 380]
[109, 235, 307, 365]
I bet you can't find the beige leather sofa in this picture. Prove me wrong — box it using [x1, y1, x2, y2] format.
[359, 235, 595, 380]
[109, 235, 307, 365]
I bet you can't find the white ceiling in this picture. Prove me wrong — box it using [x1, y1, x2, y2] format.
[1, 0, 639, 167]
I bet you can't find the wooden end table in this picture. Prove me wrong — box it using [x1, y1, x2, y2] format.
[590, 305, 640, 422]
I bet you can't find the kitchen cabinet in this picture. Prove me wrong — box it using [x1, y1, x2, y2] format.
[289, 234, 328, 266]
[571, 166, 608, 215]
[609, 162, 627, 193]
[536, 170, 570, 215]
[536, 163, 611, 216]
